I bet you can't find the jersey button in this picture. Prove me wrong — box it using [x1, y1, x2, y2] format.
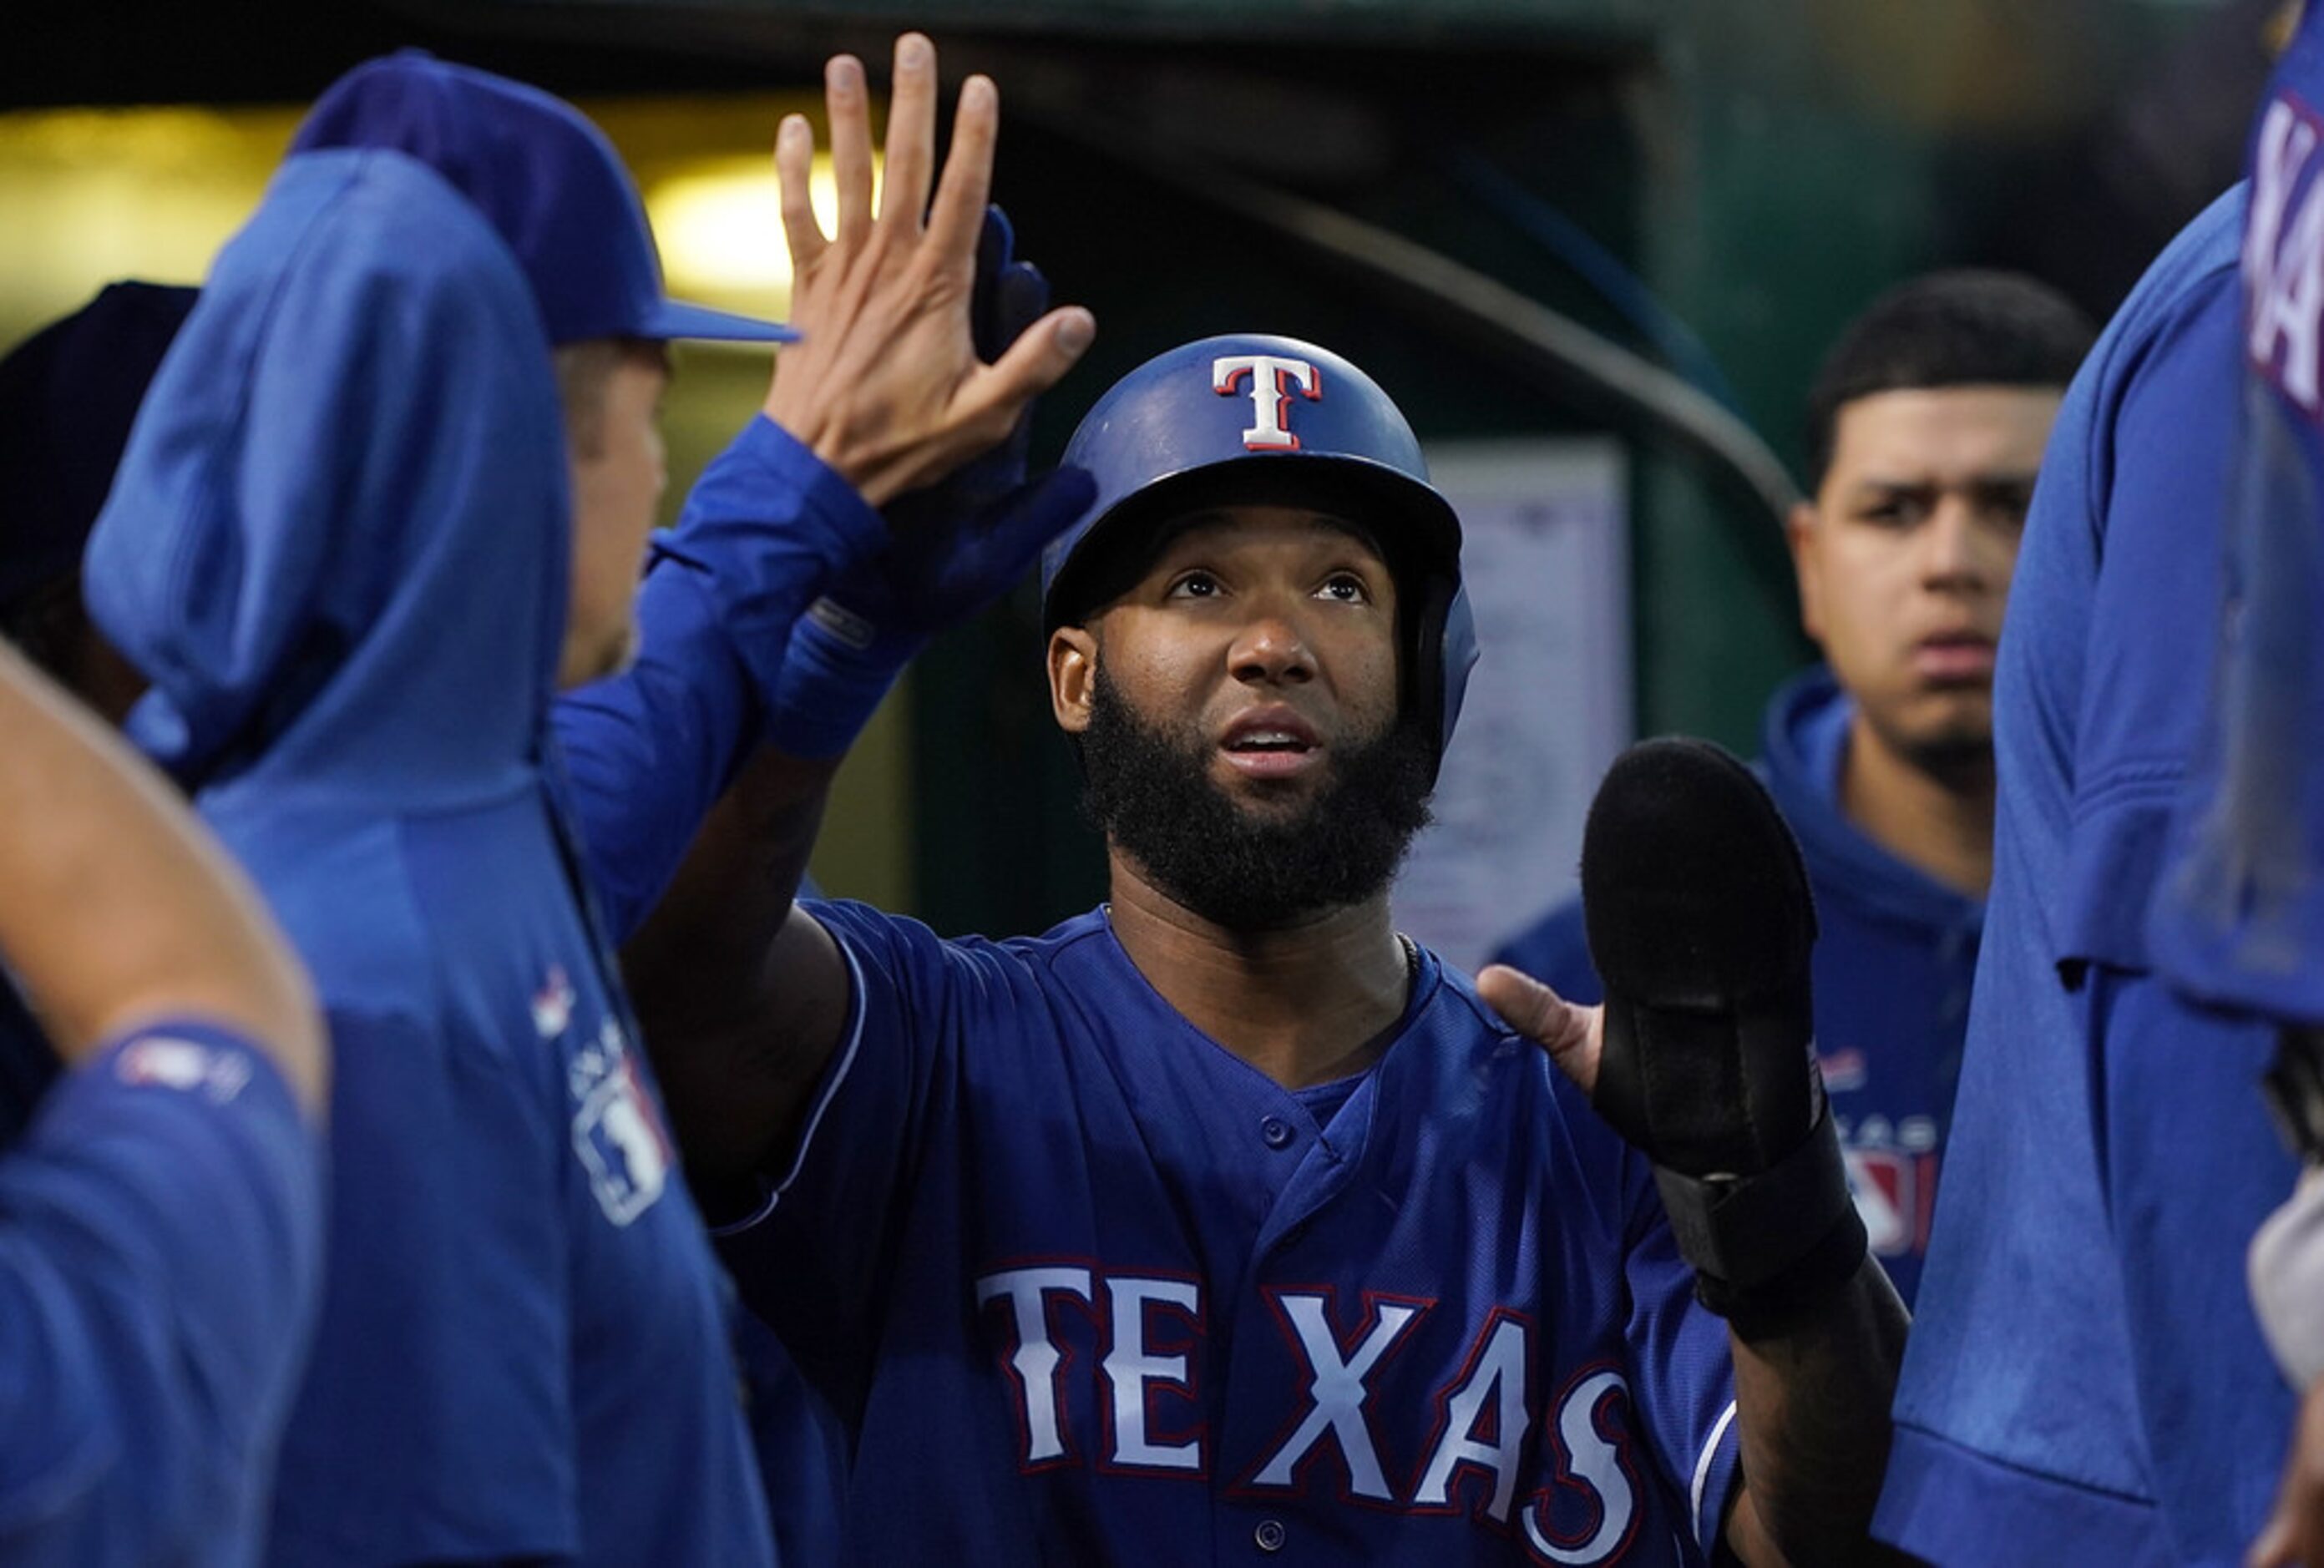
[1254, 1519, 1287, 1553]
[1260, 1115, 1295, 1150]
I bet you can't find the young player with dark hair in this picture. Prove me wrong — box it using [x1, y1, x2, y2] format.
[1495, 270, 2094, 1304]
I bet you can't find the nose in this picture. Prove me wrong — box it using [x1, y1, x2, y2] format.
[1228, 601, 1316, 688]
[1920, 493, 1991, 593]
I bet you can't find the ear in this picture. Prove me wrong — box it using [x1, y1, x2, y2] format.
[1049, 625, 1100, 734]
[1785, 501, 1825, 645]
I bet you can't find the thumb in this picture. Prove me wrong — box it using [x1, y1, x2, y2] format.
[1477, 964, 1602, 1097]
[980, 306, 1096, 412]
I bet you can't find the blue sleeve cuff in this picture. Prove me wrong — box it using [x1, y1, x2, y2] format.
[652, 417, 889, 706]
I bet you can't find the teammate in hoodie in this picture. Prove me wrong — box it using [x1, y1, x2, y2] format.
[0, 634, 325, 1564]
[1491, 271, 2094, 1306]
[78, 43, 1091, 1565]
[0, 284, 199, 1148]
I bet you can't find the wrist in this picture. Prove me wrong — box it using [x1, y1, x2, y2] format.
[1654, 1107, 1870, 1333]
[762, 598, 924, 759]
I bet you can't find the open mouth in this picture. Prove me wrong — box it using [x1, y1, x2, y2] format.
[1220, 710, 1324, 779]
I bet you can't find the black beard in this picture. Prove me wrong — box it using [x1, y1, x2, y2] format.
[1879, 709, 1996, 791]
[1078, 666, 1435, 932]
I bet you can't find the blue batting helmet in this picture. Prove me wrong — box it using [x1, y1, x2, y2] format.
[1043, 333, 1478, 780]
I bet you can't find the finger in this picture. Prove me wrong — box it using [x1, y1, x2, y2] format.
[1476, 964, 1602, 1097]
[974, 306, 1096, 418]
[825, 54, 873, 246]
[773, 114, 826, 272]
[880, 33, 939, 231]
[925, 74, 1000, 265]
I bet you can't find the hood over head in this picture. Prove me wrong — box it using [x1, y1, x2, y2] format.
[84, 147, 569, 811]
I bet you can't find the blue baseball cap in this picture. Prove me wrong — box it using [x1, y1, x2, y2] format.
[0, 281, 200, 611]
[289, 51, 793, 346]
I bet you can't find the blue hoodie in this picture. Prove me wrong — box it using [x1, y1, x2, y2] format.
[83, 147, 773, 1566]
[1488, 667, 1981, 1306]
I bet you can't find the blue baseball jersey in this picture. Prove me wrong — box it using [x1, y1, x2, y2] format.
[716, 900, 1741, 1566]
[2152, 6, 2324, 1024]
[1876, 184, 2301, 1567]
[1492, 670, 1974, 1308]
[0, 1019, 322, 1566]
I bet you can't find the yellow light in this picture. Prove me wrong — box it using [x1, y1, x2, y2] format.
[0, 107, 296, 349]
[646, 152, 880, 316]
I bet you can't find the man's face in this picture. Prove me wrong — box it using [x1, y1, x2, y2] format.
[1790, 385, 2062, 776]
[559, 344, 669, 690]
[1049, 504, 1435, 929]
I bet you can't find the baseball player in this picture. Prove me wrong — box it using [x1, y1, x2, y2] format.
[580, 175, 1910, 1560]
[2146, 3, 2324, 1560]
[1871, 96, 2302, 1568]
[1493, 271, 2094, 1306]
[74, 41, 1091, 1566]
[0, 283, 197, 1148]
[0, 635, 325, 1564]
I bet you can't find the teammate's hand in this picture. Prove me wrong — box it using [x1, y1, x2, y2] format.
[762, 35, 1095, 509]
[1476, 965, 1603, 1096]
[757, 200, 1097, 760]
[2253, 1374, 2324, 1567]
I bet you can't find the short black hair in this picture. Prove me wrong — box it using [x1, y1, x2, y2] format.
[1803, 270, 2096, 491]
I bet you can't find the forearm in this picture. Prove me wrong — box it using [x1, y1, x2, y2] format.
[560, 415, 885, 937]
[0, 645, 321, 1104]
[622, 746, 848, 1188]
[1724, 1259, 1914, 1567]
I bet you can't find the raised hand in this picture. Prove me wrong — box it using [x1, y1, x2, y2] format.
[762, 35, 1095, 509]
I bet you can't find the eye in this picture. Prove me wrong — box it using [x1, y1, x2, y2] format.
[1856, 494, 1927, 529]
[1982, 490, 2034, 533]
[1315, 572, 1372, 604]
[1166, 570, 1223, 600]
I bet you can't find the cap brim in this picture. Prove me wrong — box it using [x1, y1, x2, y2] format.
[641, 297, 797, 344]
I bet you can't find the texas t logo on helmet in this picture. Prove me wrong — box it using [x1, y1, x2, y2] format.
[1213, 352, 1322, 451]
[1043, 332, 1481, 783]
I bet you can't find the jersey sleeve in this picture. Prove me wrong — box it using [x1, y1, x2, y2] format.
[713, 898, 970, 1424]
[0, 1018, 321, 1566]
[555, 416, 887, 942]
[1621, 1174, 1744, 1559]
[1486, 897, 1604, 1005]
[2058, 259, 2243, 975]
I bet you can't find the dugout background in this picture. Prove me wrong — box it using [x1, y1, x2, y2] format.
[1, 0, 2276, 937]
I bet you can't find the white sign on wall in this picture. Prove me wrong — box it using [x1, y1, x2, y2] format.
[1392, 438, 1632, 975]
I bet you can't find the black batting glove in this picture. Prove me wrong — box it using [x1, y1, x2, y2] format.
[1579, 736, 1867, 1333]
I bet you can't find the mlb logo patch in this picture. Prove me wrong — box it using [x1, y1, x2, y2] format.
[115, 1035, 254, 1104]
[571, 1034, 671, 1227]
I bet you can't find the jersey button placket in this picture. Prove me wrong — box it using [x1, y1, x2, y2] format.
[1259, 1115, 1295, 1150]
[1254, 1519, 1287, 1553]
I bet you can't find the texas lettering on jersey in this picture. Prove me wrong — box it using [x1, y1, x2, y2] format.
[975, 1263, 1647, 1565]
[2247, 89, 2324, 417]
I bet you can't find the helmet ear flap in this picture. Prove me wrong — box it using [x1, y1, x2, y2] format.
[1407, 575, 1476, 787]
